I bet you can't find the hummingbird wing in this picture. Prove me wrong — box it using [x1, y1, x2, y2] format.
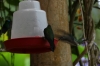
[44, 25, 55, 52]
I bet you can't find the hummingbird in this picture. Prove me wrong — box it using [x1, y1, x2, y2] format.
[44, 25, 55, 52]
[59, 34, 78, 46]
[0, 19, 12, 35]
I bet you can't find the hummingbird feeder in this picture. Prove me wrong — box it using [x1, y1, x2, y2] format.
[4, 0, 58, 53]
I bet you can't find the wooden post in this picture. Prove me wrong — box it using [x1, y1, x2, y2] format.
[30, 0, 72, 66]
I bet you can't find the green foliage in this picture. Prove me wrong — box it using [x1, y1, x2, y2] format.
[69, 0, 100, 63]
[0, 52, 30, 66]
[72, 45, 86, 62]
[5, 0, 20, 6]
[0, 0, 30, 66]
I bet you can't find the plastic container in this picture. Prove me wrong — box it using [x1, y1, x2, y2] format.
[11, 0, 48, 38]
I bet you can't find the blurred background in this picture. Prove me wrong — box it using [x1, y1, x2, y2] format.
[0, 0, 100, 66]
[0, 0, 30, 66]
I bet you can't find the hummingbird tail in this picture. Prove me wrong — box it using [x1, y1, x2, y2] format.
[50, 43, 55, 52]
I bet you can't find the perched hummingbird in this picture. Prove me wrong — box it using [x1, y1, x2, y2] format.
[59, 34, 78, 46]
[0, 19, 12, 35]
[44, 25, 55, 52]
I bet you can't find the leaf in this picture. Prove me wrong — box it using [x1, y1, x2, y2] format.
[94, 0, 98, 4]
[71, 45, 85, 55]
[96, 20, 100, 29]
[72, 54, 77, 62]
[5, 0, 20, 6]
[74, 16, 78, 21]
[93, 6, 100, 9]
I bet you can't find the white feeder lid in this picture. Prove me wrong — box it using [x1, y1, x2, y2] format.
[19, 0, 40, 10]
[11, 0, 48, 38]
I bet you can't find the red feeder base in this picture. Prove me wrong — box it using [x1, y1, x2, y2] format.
[4, 37, 58, 54]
